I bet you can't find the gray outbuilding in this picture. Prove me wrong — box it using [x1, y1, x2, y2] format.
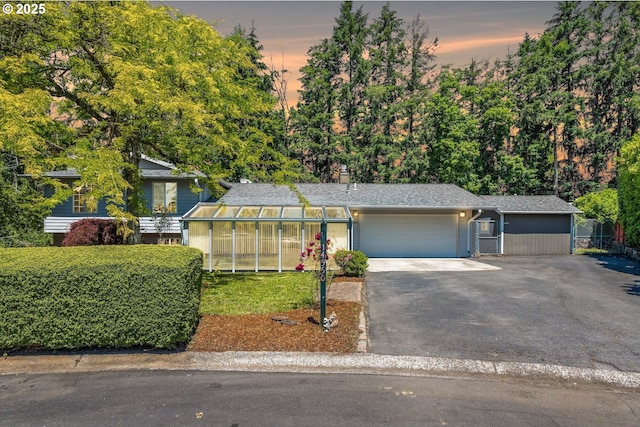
[476, 196, 582, 256]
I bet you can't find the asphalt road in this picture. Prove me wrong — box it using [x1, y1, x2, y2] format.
[366, 255, 640, 371]
[2, 370, 640, 427]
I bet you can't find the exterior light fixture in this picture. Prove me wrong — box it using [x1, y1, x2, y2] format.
[459, 211, 466, 218]
[353, 211, 359, 218]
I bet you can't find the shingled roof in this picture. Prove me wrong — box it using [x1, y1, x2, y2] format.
[480, 195, 582, 214]
[43, 155, 204, 179]
[216, 183, 301, 205]
[220, 183, 486, 209]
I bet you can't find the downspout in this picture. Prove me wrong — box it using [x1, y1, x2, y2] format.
[181, 221, 189, 246]
[194, 178, 202, 202]
[467, 209, 483, 256]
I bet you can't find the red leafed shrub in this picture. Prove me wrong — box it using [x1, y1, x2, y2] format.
[62, 218, 125, 246]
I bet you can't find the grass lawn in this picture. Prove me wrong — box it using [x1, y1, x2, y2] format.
[199, 272, 317, 315]
[575, 248, 611, 255]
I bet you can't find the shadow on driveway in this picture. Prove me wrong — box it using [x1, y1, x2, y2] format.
[586, 253, 640, 298]
[621, 281, 640, 297]
[588, 253, 639, 275]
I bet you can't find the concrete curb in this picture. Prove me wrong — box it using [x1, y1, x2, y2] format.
[3, 352, 640, 389]
[357, 309, 368, 352]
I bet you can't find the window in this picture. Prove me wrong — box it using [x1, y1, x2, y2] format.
[73, 185, 96, 213]
[478, 220, 494, 236]
[153, 182, 177, 213]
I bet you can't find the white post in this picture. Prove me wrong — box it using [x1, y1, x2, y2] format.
[499, 213, 505, 255]
[278, 222, 282, 273]
[255, 222, 259, 272]
[231, 222, 236, 273]
[208, 222, 213, 272]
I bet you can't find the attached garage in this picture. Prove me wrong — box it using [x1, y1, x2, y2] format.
[181, 184, 582, 270]
[358, 213, 458, 257]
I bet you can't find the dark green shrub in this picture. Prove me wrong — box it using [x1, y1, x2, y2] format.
[0, 179, 52, 248]
[0, 245, 202, 350]
[334, 249, 368, 277]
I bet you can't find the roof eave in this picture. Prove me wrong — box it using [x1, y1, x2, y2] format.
[496, 210, 583, 215]
[347, 205, 486, 210]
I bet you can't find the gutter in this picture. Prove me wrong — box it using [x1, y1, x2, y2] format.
[345, 205, 490, 211]
[467, 209, 483, 256]
[495, 210, 583, 215]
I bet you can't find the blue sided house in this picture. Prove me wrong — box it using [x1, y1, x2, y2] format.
[42, 157, 581, 269]
[44, 155, 209, 245]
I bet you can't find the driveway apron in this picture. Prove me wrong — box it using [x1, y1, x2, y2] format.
[366, 255, 640, 372]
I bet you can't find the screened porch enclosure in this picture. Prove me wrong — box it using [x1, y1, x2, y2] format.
[181, 204, 352, 272]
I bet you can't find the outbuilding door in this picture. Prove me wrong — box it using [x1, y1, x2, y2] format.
[358, 213, 458, 257]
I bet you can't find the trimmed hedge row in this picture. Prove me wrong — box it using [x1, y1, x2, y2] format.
[0, 245, 203, 350]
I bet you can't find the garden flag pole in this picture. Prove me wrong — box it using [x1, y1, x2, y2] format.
[320, 220, 328, 331]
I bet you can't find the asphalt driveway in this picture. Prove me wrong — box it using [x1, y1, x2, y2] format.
[366, 255, 640, 372]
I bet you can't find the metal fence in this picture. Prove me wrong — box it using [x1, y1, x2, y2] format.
[473, 220, 499, 255]
[574, 218, 615, 250]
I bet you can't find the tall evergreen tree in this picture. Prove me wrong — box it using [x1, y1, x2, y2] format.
[290, 39, 341, 182]
[226, 25, 302, 183]
[396, 15, 438, 182]
[462, 61, 533, 195]
[363, 3, 407, 181]
[508, 1, 640, 199]
[419, 68, 481, 192]
[293, 2, 440, 183]
[509, 2, 590, 199]
[508, 33, 553, 195]
[582, 1, 640, 186]
[332, 1, 370, 180]
[544, 1, 590, 197]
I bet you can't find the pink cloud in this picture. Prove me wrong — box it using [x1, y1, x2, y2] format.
[436, 35, 527, 55]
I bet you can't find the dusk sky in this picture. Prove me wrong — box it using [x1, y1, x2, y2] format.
[158, 1, 560, 101]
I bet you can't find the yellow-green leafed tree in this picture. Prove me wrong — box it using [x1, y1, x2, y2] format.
[0, 1, 277, 241]
[574, 188, 619, 226]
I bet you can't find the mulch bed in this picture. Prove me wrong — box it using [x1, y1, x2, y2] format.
[187, 300, 363, 353]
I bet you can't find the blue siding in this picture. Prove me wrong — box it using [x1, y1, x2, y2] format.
[49, 178, 201, 217]
[141, 179, 200, 216]
[178, 182, 201, 213]
[50, 199, 108, 216]
[48, 179, 108, 216]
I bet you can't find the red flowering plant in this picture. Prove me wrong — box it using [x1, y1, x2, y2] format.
[296, 232, 336, 301]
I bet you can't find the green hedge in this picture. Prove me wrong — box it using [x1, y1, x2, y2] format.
[0, 245, 202, 350]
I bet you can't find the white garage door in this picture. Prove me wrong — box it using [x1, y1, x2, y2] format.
[359, 213, 458, 257]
